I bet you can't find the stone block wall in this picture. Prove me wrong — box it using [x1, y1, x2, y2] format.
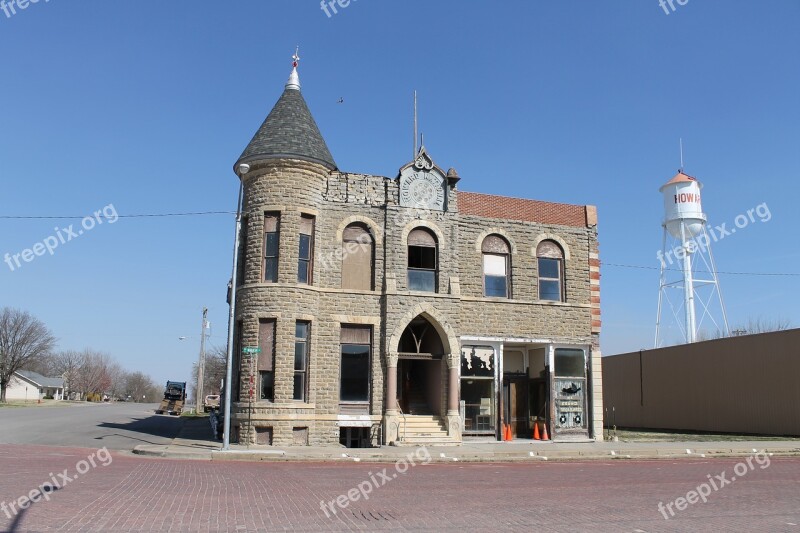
[231, 159, 602, 445]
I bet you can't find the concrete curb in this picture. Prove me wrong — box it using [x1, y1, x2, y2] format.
[135, 419, 800, 463]
[132, 443, 800, 463]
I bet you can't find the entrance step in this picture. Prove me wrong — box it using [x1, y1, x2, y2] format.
[396, 415, 459, 446]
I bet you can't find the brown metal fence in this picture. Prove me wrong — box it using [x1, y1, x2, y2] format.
[602, 329, 800, 436]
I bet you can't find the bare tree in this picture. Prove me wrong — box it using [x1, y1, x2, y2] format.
[51, 350, 83, 399]
[72, 350, 112, 399]
[733, 317, 792, 335]
[204, 346, 227, 395]
[190, 345, 226, 402]
[0, 308, 56, 402]
[106, 362, 127, 400]
[21, 352, 56, 377]
[124, 371, 161, 403]
[699, 317, 793, 340]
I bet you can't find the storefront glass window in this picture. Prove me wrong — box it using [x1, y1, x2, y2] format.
[461, 346, 495, 434]
[555, 348, 585, 377]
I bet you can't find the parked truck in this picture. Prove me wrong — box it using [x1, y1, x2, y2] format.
[155, 381, 186, 415]
[204, 394, 220, 413]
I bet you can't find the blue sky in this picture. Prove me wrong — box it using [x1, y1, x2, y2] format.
[1, 1, 798, 384]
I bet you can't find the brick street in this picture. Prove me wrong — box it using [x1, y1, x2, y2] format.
[1, 444, 798, 532]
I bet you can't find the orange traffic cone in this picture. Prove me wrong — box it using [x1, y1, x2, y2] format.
[533, 422, 541, 440]
[541, 423, 550, 441]
[507, 424, 513, 441]
[503, 424, 510, 441]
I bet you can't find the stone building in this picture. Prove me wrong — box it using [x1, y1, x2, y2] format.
[229, 60, 603, 447]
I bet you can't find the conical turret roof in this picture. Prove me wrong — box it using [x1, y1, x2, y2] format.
[235, 64, 336, 172]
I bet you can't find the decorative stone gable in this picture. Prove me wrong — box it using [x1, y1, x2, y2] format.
[398, 147, 448, 211]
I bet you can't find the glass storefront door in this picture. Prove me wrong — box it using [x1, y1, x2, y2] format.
[460, 346, 495, 435]
[553, 348, 588, 438]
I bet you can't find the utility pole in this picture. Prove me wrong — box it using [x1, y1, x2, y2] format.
[196, 307, 208, 413]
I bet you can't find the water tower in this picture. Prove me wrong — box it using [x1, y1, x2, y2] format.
[655, 171, 729, 346]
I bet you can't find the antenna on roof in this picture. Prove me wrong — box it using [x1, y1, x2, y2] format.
[679, 138, 685, 172]
[413, 90, 418, 158]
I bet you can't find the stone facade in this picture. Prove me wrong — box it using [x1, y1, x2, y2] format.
[229, 66, 602, 447]
[230, 155, 603, 446]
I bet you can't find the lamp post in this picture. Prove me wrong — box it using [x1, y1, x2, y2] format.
[223, 179, 245, 450]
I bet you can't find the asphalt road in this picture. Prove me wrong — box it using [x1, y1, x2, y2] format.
[0, 402, 184, 450]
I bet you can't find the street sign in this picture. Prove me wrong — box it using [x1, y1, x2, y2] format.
[242, 346, 261, 355]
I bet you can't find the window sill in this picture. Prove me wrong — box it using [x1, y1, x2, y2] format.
[460, 296, 586, 307]
[234, 402, 316, 409]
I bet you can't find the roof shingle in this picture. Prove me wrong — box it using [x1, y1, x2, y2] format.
[236, 87, 336, 171]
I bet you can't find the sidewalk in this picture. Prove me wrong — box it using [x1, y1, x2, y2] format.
[132, 418, 800, 463]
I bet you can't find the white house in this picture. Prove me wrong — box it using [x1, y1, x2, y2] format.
[5, 370, 64, 401]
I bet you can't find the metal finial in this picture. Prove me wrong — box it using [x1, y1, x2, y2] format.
[286, 46, 301, 90]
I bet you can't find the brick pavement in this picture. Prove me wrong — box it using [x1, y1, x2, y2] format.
[1, 444, 799, 532]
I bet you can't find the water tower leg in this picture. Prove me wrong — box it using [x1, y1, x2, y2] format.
[680, 222, 697, 343]
[703, 225, 730, 337]
[655, 228, 668, 348]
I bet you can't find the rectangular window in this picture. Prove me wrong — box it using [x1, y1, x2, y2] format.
[263, 213, 280, 283]
[483, 254, 508, 297]
[233, 321, 242, 402]
[294, 321, 310, 401]
[340, 325, 371, 402]
[408, 246, 437, 292]
[554, 348, 586, 378]
[298, 215, 315, 284]
[538, 258, 563, 301]
[237, 216, 248, 286]
[258, 319, 275, 401]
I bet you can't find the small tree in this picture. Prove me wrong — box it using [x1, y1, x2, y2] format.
[0, 308, 56, 402]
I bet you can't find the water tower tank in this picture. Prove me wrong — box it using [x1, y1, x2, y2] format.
[659, 171, 706, 238]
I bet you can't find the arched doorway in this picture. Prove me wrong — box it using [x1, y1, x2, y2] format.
[397, 316, 445, 415]
[385, 310, 461, 445]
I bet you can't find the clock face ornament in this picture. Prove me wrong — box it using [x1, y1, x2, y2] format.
[399, 148, 447, 211]
[404, 172, 445, 209]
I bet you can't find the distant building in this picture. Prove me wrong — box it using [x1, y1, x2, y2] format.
[228, 58, 603, 447]
[5, 370, 64, 401]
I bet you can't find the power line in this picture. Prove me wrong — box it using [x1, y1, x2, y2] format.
[0, 211, 236, 220]
[601, 262, 800, 277]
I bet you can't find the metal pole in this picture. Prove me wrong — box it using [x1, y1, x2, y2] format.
[703, 225, 730, 337]
[654, 227, 667, 348]
[413, 90, 418, 158]
[196, 307, 208, 413]
[680, 222, 697, 343]
[223, 182, 244, 450]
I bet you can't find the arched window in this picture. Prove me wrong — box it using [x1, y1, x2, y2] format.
[482, 235, 511, 298]
[537, 240, 565, 301]
[342, 223, 374, 291]
[407, 228, 438, 292]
